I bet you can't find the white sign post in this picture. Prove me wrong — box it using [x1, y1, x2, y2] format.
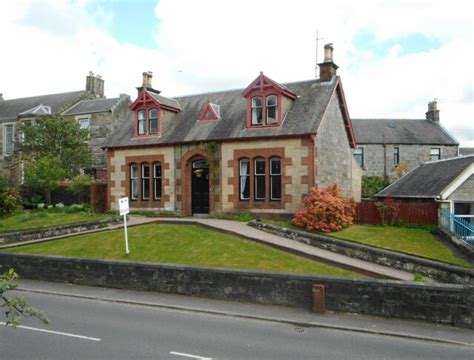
[119, 197, 130, 255]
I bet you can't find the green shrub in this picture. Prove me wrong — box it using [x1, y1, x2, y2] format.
[361, 176, 387, 198]
[0, 174, 21, 215]
[69, 174, 95, 203]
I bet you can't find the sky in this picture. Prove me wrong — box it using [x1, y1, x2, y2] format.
[0, 0, 473, 147]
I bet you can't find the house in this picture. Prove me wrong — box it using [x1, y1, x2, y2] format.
[62, 94, 132, 180]
[460, 148, 474, 156]
[0, 72, 131, 180]
[104, 44, 362, 217]
[351, 102, 459, 179]
[377, 155, 474, 239]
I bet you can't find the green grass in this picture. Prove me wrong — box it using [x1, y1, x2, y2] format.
[0, 210, 114, 233]
[265, 220, 473, 268]
[0, 223, 362, 277]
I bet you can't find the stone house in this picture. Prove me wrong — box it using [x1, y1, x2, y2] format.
[104, 44, 362, 217]
[0, 72, 131, 180]
[62, 95, 132, 180]
[351, 102, 459, 180]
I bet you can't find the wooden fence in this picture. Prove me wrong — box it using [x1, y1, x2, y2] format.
[355, 200, 439, 225]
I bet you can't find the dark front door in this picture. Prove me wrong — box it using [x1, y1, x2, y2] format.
[192, 160, 209, 214]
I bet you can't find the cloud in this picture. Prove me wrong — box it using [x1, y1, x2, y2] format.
[0, 0, 472, 147]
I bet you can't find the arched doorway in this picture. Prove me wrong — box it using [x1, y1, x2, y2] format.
[191, 159, 209, 214]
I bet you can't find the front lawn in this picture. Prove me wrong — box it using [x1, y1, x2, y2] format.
[265, 220, 472, 268]
[1, 223, 362, 277]
[0, 209, 114, 233]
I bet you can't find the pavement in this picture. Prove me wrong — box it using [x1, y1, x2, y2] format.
[15, 279, 474, 347]
[1, 215, 414, 280]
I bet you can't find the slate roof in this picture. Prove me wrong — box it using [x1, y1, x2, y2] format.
[0, 91, 85, 121]
[377, 155, 474, 198]
[63, 97, 126, 116]
[351, 119, 458, 145]
[460, 148, 474, 156]
[105, 77, 339, 148]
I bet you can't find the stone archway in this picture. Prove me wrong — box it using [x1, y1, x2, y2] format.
[180, 148, 213, 216]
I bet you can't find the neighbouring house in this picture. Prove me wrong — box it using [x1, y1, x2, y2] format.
[0, 72, 131, 180]
[104, 44, 362, 217]
[460, 148, 474, 156]
[63, 94, 132, 180]
[377, 155, 474, 241]
[351, 102, 459, 180]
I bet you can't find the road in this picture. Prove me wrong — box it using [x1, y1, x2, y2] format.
[1, 289, 473, 360]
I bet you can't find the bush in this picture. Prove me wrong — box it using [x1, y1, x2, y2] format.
[361, 176, 387, 198]
[292, 183, 356, 233]
[69, 174, 95, 203]
[0, 174, 21, 215]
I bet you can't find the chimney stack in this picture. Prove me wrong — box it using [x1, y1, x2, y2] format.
[426, 100, 440, 123]
[86, 71, 105, 99]
[318, 43, 338, 82]
[0, 93, 3, 102]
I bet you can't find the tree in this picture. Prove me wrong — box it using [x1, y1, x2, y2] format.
[292, 183, 356, 233]
[1, 269, 49, 327]
[24, 155, 67, 205]
[21, 114, 93, 177]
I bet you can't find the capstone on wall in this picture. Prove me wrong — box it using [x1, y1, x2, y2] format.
[359, 144, 459, 178]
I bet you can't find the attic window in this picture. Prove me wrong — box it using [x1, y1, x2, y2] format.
[135, 108, 159, 137]
[199, 100, 220, 121]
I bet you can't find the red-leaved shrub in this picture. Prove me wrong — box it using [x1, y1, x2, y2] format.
[292, 183, 356, 233]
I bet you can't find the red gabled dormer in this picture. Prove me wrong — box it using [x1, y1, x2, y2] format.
[199, 99, 220, 121]
[129, 71, 181, 139]
[242, 72, 297, 129]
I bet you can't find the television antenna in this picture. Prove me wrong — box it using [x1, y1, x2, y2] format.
[315, 29, 324, 78]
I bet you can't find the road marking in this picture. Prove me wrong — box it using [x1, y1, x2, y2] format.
[169, 351, 213, 359]
[0, 322, 101, 342]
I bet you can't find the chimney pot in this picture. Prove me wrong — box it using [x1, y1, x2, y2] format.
[323, 43, 334, 62]
[318, 43, 338, 82]
[142, 71, 153, 88]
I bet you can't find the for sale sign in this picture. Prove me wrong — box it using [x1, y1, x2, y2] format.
[119, 197, 129, 216]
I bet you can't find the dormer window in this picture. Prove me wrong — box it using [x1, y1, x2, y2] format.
[136, 108, 159, 137]
[243, 72, 297, 129]
[199, 100, 220, 121]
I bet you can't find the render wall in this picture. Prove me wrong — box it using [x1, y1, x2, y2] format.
[359, 144, 459, 178]
[315, 94, 360, 200]
[448, 174, 474, 202]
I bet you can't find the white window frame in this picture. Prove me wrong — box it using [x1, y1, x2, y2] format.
[141, 162, 150, 200]
[149, 109, 158, 134]
[251, 96, 263, 126]
[239, 158, 250, 200]
[153, 161, 162, 200]
[3, 123, 15, 157]
[130, 163, 138, 200]
[430, 148, 441, 161]
[137, 110, 146, 135]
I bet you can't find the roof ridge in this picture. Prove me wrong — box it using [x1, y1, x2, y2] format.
[423, 154, 474, 165]
[2, 90, 85, 102]
[173, 78, 321, 100]
[351, 118, 426, 121]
